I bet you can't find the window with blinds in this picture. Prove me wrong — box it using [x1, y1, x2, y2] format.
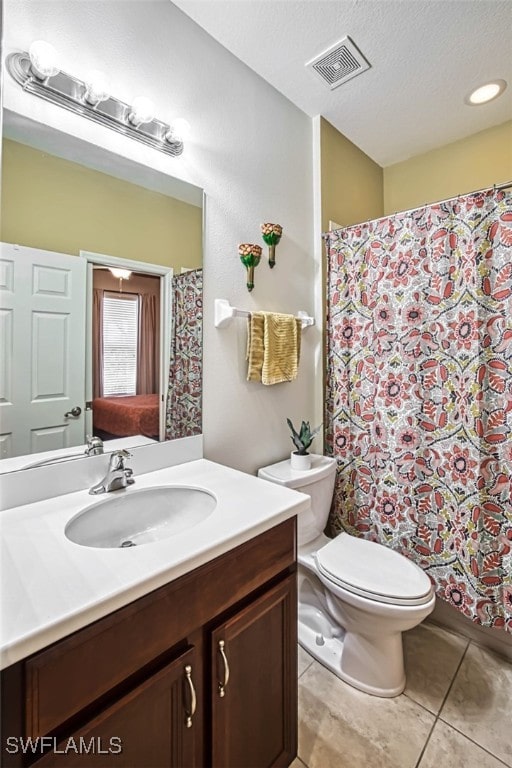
[102, 293, 139, 396]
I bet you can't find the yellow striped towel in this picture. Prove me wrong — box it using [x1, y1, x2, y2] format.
[246, 312, 265, 381]
[262, 312, 302, 385]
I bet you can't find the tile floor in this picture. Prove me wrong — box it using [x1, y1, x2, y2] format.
[291, 621, 512, 768]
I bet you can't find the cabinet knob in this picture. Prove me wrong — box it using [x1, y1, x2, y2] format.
[184, 664, 196, 728]
[218, 639, 230, 698]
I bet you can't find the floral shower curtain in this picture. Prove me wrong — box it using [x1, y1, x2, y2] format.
[325, 188, 512, 632]
[166, 269, 203, 440]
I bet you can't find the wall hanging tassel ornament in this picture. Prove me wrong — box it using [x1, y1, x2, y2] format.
[239, 243, 262, 292]
[261, 223, 283, 268]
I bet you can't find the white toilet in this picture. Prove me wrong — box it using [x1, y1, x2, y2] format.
[258, 454, 436, 697]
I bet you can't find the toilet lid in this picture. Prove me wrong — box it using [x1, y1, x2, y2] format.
[316, 534, 433, 605]
[258, 454, 336, 490]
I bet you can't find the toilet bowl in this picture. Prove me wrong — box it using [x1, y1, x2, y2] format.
[258, 454, 436, 697]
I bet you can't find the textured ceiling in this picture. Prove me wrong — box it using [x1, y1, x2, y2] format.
[173, 0, 512, 167]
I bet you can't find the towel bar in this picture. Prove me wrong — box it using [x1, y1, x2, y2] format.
[214, 299, 315, 329]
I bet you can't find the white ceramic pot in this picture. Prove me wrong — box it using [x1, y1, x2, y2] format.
[290, 451, 312, 471]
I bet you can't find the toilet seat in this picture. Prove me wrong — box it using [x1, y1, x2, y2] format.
[316, 534, 433, 606]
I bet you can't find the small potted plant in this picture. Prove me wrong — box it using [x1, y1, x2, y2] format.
[286, 418, 321, 470]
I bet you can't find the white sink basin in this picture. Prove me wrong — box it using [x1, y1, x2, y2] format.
[65, 486, 217, 549]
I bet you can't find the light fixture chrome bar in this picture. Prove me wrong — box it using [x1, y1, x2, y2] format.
[6, 52, 184, 157]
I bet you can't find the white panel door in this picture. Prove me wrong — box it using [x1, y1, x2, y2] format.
[0, 243, 86, 459]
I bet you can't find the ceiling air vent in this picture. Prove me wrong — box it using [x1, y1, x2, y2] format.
[306, 36, 370, 90]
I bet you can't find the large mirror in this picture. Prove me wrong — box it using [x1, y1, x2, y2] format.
[0, 111, 203, 473]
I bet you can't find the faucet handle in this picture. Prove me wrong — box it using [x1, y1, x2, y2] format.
[85, 435, 104, 456]
[108, 449, 132, 469]
[124, 467, 135, 485]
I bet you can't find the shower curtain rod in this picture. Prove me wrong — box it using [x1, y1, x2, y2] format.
[322, 179, 512, 238]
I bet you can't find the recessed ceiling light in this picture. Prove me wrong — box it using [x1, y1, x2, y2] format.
[465, 79, 507, 106]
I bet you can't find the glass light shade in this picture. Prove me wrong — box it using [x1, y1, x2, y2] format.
[466, 80, 507, 105]
[29, 41, 60, 80]
[165, 118, 191, 144]
[129, 96, 155, 126]
[84, 70, 110, 105]
[109, 268, 132, 280]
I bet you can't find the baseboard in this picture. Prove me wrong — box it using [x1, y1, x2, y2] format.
[430, 598, 512, 663]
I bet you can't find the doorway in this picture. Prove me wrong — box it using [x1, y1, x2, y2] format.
[82, 251, 172, 444]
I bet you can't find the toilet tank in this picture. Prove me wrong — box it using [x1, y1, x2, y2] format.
[258, 455, 337, 545]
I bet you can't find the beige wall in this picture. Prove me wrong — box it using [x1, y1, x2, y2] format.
[320, 117, 383, 232]
[384, 120, 512, 215]
[1, 138, 202, 270]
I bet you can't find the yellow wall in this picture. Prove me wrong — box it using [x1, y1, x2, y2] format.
[320, 117, 383, 232]
[384, 121, 512, 214]
[1, 139, 202, 270]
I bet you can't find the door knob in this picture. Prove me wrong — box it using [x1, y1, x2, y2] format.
[64, 406, 82, 418]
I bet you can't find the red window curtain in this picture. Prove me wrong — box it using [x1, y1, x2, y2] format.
[137, 293, 158, 395]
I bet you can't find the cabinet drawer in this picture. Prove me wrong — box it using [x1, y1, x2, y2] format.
[24, 518, 295, 738]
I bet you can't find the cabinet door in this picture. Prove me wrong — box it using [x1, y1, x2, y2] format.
[32, 646, 201, 768]
[211, 575, 297, 768]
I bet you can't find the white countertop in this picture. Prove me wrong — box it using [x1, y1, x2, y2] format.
[0, 459, 309, 669]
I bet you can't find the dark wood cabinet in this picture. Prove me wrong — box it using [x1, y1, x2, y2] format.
[32, 646, 201, 768]
[1, 518, 297, 768]
[211, 576, 297, 768]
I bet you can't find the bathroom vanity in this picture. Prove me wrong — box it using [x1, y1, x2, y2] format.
[0, 458, 308, 768]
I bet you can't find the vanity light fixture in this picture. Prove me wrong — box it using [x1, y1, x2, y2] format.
[165, 118, 191, 143]
[128, 97, 156, 128]
[6, 43, 189, 157]
[83, 70, 111, 107]
[28, 40, 60, 80]
[465, 79, 507, 105]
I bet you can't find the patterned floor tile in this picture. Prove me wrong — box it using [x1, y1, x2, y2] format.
[298, 659, 435, 768]
[440, 643, 512, 765]
[403, 621, 469, 713]
[418, 720, 509, 768]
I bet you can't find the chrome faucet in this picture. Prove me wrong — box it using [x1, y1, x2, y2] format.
[89, 450, 135, 495]
[22, 436, 105, 470]
[85, 435, 104, 456]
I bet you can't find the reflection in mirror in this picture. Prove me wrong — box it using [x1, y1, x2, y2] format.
[92, 267, 162, 445]
[0, 115, 203, 473]
[84, 250, 172, 449]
